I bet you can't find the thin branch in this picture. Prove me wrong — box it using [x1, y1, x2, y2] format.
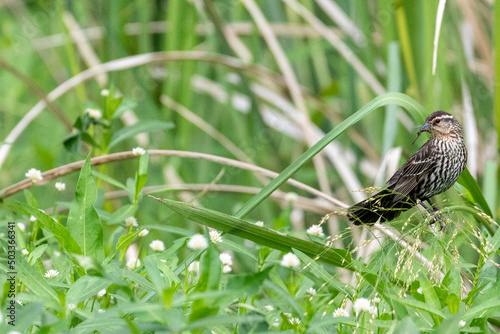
[0, 150, 347, 208]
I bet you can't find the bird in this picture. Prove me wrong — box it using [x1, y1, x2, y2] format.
[347, 110, 467, 227]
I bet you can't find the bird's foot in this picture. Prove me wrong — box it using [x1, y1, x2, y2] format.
[429, 211, 445, 230]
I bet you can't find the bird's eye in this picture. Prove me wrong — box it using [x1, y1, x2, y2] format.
[434, 119, 441, 124]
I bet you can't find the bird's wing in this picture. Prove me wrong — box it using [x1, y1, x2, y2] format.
[387, 141, 436, 202]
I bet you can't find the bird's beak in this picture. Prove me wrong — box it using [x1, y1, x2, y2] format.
[412, 120, 432, 144]
[417, 121, 432, 135]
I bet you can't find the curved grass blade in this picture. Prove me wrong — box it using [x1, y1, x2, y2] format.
[234, 92, 425, 219]
[152, 196, 353, 269]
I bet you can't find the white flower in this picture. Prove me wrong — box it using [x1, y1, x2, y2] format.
[98, 309, 105, 313]
[100, 89, 110, 96]
[289, 317, 301, 325]
[306, 224, 325, 237]
[209, 230, 223, 243]
[264, 305, 274, 311]
[126, 258, 141, 269]
[219, 252, 233, 266]
[25, 168, 43, 183]
[333, 308, 350, 317]
[18, 223, 26, 231]
[85, 108, 102, 119]
[281, 252, 300, 268]
[132, 147, 146, 156]
[97, 289, 106, 297]
[44, 269, 59, 278]
[459, 320, 466, 328]
[232, 94, 251, 113]
[54, 251, 61, 256]
[353, 298, 371, 315]
[188, 261, 200, 273]
[222, 265, 232, 273]
[55, 182, 66, 192]
[138, 229, 149, 237]
[149, 240, 165, 252]
[68, 303, 76, 310]
[29, 215, 37, 222]
[369, 305, 377, 316]
[22, 249, 29, 256]
[226, 73, 242, 84]
[255, 221, 264, 227]
[417, 287, 423, 294]
[372, 297, 381, 303]
[125, 216, 138, 227]
[306, 287, 316, 296]
[285, 192, 298, 202]
[187, 234, 208, 250]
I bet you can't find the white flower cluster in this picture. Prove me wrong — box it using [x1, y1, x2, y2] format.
[281, 252, 300, 268]
[188, 234, 208, 250]
[220, 252, 233, 273]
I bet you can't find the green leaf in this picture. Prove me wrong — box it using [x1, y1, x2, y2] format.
[108, 120, 174, 149]
[18, 202, 81, 254]
[27, 244, 48, 265]
[234, 92, 426, 219]
[389, 293, 445, 318]
[447, 293, 460, 314]
[106, 204, 138, 225]
[134, 151, 149, 203]
[115, 229, 143, 252]
[393, 317, 420, 334]
[419, 272, 443, 323]
[152, 197, 353, 269]
[462, 298, 500, 321]
[457, 168, 494, 219]
[66, 154, 104, 258]
[16, 251, 60, 308]
[66, 275, 112, 305]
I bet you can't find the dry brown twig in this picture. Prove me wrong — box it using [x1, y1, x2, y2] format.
[0, 150, 347, 208]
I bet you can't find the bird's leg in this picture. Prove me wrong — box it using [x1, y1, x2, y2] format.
[419, 199, 445, 230]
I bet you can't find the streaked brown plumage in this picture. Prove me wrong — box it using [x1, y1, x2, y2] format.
[347, 111, 467, 226]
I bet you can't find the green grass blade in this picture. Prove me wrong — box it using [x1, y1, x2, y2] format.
[457, 169, 494, 219]
[234, 92, 425, 218]
[152, 196, 353, 269]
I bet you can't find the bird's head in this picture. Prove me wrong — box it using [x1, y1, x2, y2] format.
[417, 111, 463, 140]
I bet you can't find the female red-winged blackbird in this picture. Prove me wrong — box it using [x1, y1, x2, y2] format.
[347, 111, 467, 226]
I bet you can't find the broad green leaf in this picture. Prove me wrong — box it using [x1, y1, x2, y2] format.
[66, 275, 112, 305]
[393, 317, 420, 334]
[457, 169, 494, 219]
[392, 295, 445, 318]
[134, 151, 149, 203]
[27, 244, 48, 265]
[152, 197, 353, 269]
[419, 272, 442, 323]
[143, 255, 166, 294]
[108, 120, 174, 149]
[18, 202, 81, 254]
[234, 92, 425, 219]
[16, 251, 60, 307]
[462, 298, 500, 321]
[66, 154, 104, 258]
[115, 229, 143, 252]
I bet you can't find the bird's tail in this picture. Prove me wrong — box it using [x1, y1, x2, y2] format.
[346, 189, 416, 225]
